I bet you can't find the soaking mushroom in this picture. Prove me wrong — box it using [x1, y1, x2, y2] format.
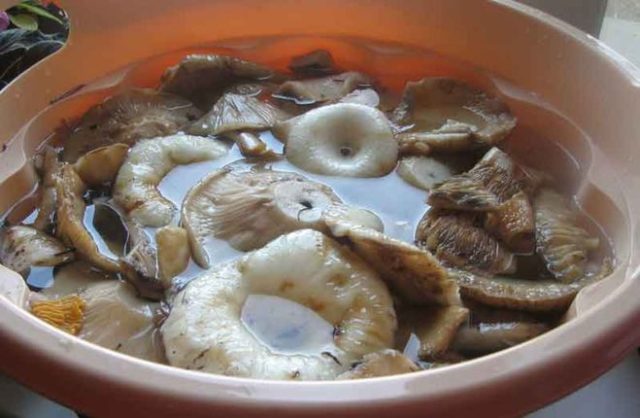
[161, 229, 396, 380]
[160, 54, 277, 111]
[275, 72, 372, 105]
[288, 49, 337, 76]
[326, 219, 460, 306]
[415, 210, 517, 275]
[73, 143, 129, 187]
[33, 146, 61, 231]
[188, 93, 290, 136]
[396, 154, 477, 191]
[79, 280, 164, 362]
[181, 167, 382, 268]
[113, 134, 229, 227]
[450, 260, 612, 312]
[0, 225, 74, 277]
[452, 322, 549, 356]
[534, 188, 600, 282]
[62, 89, 201, 162]
[56, 165, 120, 272]
[428, 147, 541, 211]
[391, 78, 516, 153]
[337, 350, 420, 379]
[397, 306, 470, 361]
[274, 103, 398, 177]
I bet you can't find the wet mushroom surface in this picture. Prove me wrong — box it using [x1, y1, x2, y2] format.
[0, 50, 614, 381]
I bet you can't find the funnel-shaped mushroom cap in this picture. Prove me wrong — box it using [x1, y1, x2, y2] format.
[162, 229, 396, 380]
[275, 103, 398, 177]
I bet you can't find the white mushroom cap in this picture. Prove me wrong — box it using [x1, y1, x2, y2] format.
[113, 134, 229, 227]
[276, 103, 398, 177]
[161, 229, 396, 380]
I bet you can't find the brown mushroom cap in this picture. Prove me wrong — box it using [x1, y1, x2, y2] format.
[160, 54, 277, 111]
[326, 219, 460, 306]
[392, 78, 516, 153]
[62, 89, 201, 162]
[450, 260, 612, 312]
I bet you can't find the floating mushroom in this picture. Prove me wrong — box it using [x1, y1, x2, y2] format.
[30, 295, 86, 335]
[485, 191, 535, 254]
[274, 103, 398, 177]
[0, 225, 74, 277]
[289, 49, 337, 76]
[161, 229, 396, 380]
[397, 306, 470, 361]
[73, 143, 129, 187]
[396, 154, 477, 191]
[416, 210, 516, 275]
[188, 93, 290, 136]
[451, 260, 612, 312]
[181, 168, 383, 268]
[79, 280, 164, 363]
[56, 165, 120, 272]
[33, 146, 61, 232]
[160, 54, 277, 110]
[275, 72, 371, 105]
[338, 88, 381, 108]
[113, 134, 229, 227]
[156, 225, 190, 288]
[534, 188, 600, 283]
[428, 147, 540, 211]
[62, 89, 201, 162]
[337, 350, 420, 379]
[120, 221, 163, 301]
[391, 78, 516, 153]
[326, 219, 460, 306]
[226, 132, 275, 158]
[452, 322, 549, 356]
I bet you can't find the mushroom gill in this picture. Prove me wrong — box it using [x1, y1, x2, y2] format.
[534, 188, 600, 282]
[181, 168, 343, 268]
[79, 280, 164, 363]
[275, 103, 398, 177]
[62, 89, 201, 162]
[0, 225, 74, 277]
[160, 54, 277, 111]
[428, 147, 540, 211]
[391, 78, 516, 153]
[113, 134, 229, 227]
[416, 210, 516, 276]
[275, 71, 371, 105]
[188, 92, 290, 136]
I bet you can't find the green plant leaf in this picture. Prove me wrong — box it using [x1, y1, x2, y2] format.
[9, 13, 38, 31]
[16, 3, 63, 25]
